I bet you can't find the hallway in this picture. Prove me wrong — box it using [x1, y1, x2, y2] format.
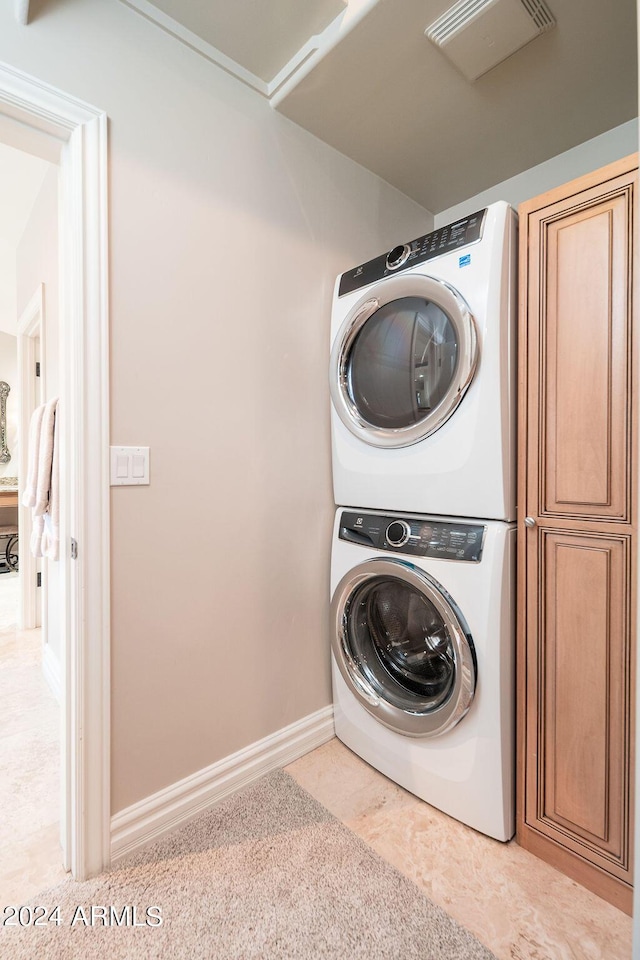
[0, 573, 66, 902]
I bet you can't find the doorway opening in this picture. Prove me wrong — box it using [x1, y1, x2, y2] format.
[0, 150, 63, 896]
[0, 61, 110, 881]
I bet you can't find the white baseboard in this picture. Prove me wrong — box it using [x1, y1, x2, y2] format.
[42, 643, 61, 704]
[111, 704, 335, 862]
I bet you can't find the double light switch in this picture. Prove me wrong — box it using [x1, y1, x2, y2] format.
[110, 446, 150, 485]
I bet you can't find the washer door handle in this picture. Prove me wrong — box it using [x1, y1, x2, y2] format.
[345, 658, 381, 707]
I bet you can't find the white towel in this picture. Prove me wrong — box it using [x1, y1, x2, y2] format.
[41, 406, 59, 561]
[33, 399, 57, 518]
[30, 513, 44, 559]
[23, 397, 59, 560]
[22, 403, 46, 508]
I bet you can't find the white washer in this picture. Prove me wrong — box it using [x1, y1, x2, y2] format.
[331, 507, 515, 841]
[330, 202, 517, 521]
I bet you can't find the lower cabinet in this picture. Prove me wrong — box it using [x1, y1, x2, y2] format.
[517, 155, 637, 914]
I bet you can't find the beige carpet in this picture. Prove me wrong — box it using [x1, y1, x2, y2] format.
[1, 770, 497, 959]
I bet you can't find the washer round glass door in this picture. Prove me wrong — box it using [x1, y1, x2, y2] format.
[330, 274, 478, 448]
[331, 558, 476, 737]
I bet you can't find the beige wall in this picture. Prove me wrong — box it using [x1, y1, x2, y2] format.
[434, 119, 639, 226]
[0, 144, 49, 337]
[0, 0, 431, 812]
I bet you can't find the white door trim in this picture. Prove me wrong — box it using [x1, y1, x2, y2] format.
[17, 282, 45, 632]
[0, 61, 110, 880]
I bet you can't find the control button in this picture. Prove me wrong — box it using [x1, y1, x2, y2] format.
[386, 520, 411, 548]
[385, 244, 411, 271]
[116, 455, 128, 479]
[132, 454, 146, 478]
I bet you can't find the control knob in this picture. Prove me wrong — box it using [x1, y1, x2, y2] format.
[385, 244, 411, 271]
[386, 520, 411, 548]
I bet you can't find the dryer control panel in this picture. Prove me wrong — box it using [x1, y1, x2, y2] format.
[339, 511, 485, 562]
[338, 209, 486, 297]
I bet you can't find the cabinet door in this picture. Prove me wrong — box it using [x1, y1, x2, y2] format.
[525, 530, 632, 881]
[518, 155, 637, 915]
[525, 174, 634, 525]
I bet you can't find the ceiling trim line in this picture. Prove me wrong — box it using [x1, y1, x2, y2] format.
[119, 0, 270, 97]
[269, 0, 382, 106]
[118, 0, 383, 105]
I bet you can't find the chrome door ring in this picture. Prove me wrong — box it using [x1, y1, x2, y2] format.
[329, 274, 478, 449]
[331, 557, 476, 737]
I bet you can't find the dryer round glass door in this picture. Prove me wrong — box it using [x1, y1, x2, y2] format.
[331, 558, 476, 737]
[330, 274, 478, 448]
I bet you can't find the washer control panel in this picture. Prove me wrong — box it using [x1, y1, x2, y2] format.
[338, 209, 486, 297]
[339, 511, 485, 562]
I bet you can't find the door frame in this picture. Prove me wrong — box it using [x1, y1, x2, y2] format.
[0, 61, 110, 879]
[17, 282, 45, 634]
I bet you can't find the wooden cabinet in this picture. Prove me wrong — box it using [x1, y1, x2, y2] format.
[517, 155, 637, 914]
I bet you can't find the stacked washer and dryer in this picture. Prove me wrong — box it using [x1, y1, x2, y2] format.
[328, 203, 517, 842]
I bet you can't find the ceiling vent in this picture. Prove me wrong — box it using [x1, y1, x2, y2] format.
[425, 0, 555, 81]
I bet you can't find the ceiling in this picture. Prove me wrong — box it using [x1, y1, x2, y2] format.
[120, 0, 638, 213]
[138, 0, 347, 84]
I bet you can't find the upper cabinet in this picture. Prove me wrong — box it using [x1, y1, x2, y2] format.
[517, 154, 637, 915]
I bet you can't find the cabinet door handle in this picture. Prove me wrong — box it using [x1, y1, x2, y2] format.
[524, 517, 536, 527]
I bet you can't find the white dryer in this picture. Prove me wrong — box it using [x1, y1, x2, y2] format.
[330, 507, 515, 842]
[330, 202, 517, 521]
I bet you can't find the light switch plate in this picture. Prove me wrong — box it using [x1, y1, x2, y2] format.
[110, 446, 150, 485]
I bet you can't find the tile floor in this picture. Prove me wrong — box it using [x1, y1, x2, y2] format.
[286, 740, 632, 960]
[0, 565, 632, 958]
